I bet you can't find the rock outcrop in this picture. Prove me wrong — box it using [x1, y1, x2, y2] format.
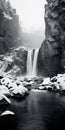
[59, 0, 65, 70]
[0, 47, 28, 77]
[14, 47, 28, 75]
[0, 0, 21, 54]
[38, 0, 64, 77]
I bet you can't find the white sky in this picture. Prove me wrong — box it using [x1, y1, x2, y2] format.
[8, 0, 47, 32]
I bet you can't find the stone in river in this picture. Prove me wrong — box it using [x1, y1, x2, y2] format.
[1, 110, 15, 116]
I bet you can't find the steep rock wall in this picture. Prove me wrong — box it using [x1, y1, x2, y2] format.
[0, 0, 21, 54]
[59, 0, 65, 69]
[38, 0, 64, 77]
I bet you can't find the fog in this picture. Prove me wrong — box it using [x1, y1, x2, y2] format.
[8, 0, 47, 48]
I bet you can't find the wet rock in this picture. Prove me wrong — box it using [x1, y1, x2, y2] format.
[51, 76, 57, 82]
[1, 110, 15, 116]
[0, 85, 10, 96]
[47, 86, 53, 91]
[33, 77, 43, 84]
[0, 93, 11, 105]
[38, 86, 47, 90]
[0, 76, 3, 79]
[24, 77, 32, 82]
[23, 80, 33, 90]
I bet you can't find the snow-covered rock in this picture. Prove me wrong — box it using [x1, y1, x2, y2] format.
[0, 85, 10, 96]
[8, 82, 17, 89]
[7, 81, 28, 97]
[18, 84, 28, 95]
[0, 93, 11, 104]
[23, 81, 33, 87]
[1, 77, 12, 86]
[1, 110, 15, 116]
[40, 78, 50, 86]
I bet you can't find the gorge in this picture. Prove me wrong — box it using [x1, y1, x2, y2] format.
[0, 0, 65, 78]
[0, 1, 65, 130]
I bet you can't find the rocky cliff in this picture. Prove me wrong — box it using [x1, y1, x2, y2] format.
[0, 0, 25, 77]
[0, 0, 21, 54]
[0, 46, 28, 77]
[38, 0, 65, 77]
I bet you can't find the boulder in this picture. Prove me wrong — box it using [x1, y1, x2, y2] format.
[1, 110, 15, 116]
[0, 85, 10, 96]
[0, 93, 11, 105]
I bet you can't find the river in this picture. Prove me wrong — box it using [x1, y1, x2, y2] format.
[0, 90, 65, 130]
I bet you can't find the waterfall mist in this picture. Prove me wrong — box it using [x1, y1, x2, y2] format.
[8, 0, 46, 48]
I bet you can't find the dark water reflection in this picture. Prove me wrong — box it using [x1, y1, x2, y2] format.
[1, 90, 65, 130]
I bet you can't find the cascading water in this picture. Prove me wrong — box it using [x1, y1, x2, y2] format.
[27, 48, 39, 77]
[27, 49, 32, 76]
[32, 48, 39, 77]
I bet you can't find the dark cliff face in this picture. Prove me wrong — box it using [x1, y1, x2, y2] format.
[14, 47, 28, 75]
[37, 0, 65, 77]
[0, 47, 28, 77]
[0, 0, 21, 54]
[0, 0, 26, 76]
[59, 0, 65, 68]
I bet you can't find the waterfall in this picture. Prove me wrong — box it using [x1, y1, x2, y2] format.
[32, 48, 39, 77]
[27, 49, 32, 76]
[27, 48, 39, 77]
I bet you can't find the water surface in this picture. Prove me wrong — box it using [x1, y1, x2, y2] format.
[1, 90, 65, 130]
